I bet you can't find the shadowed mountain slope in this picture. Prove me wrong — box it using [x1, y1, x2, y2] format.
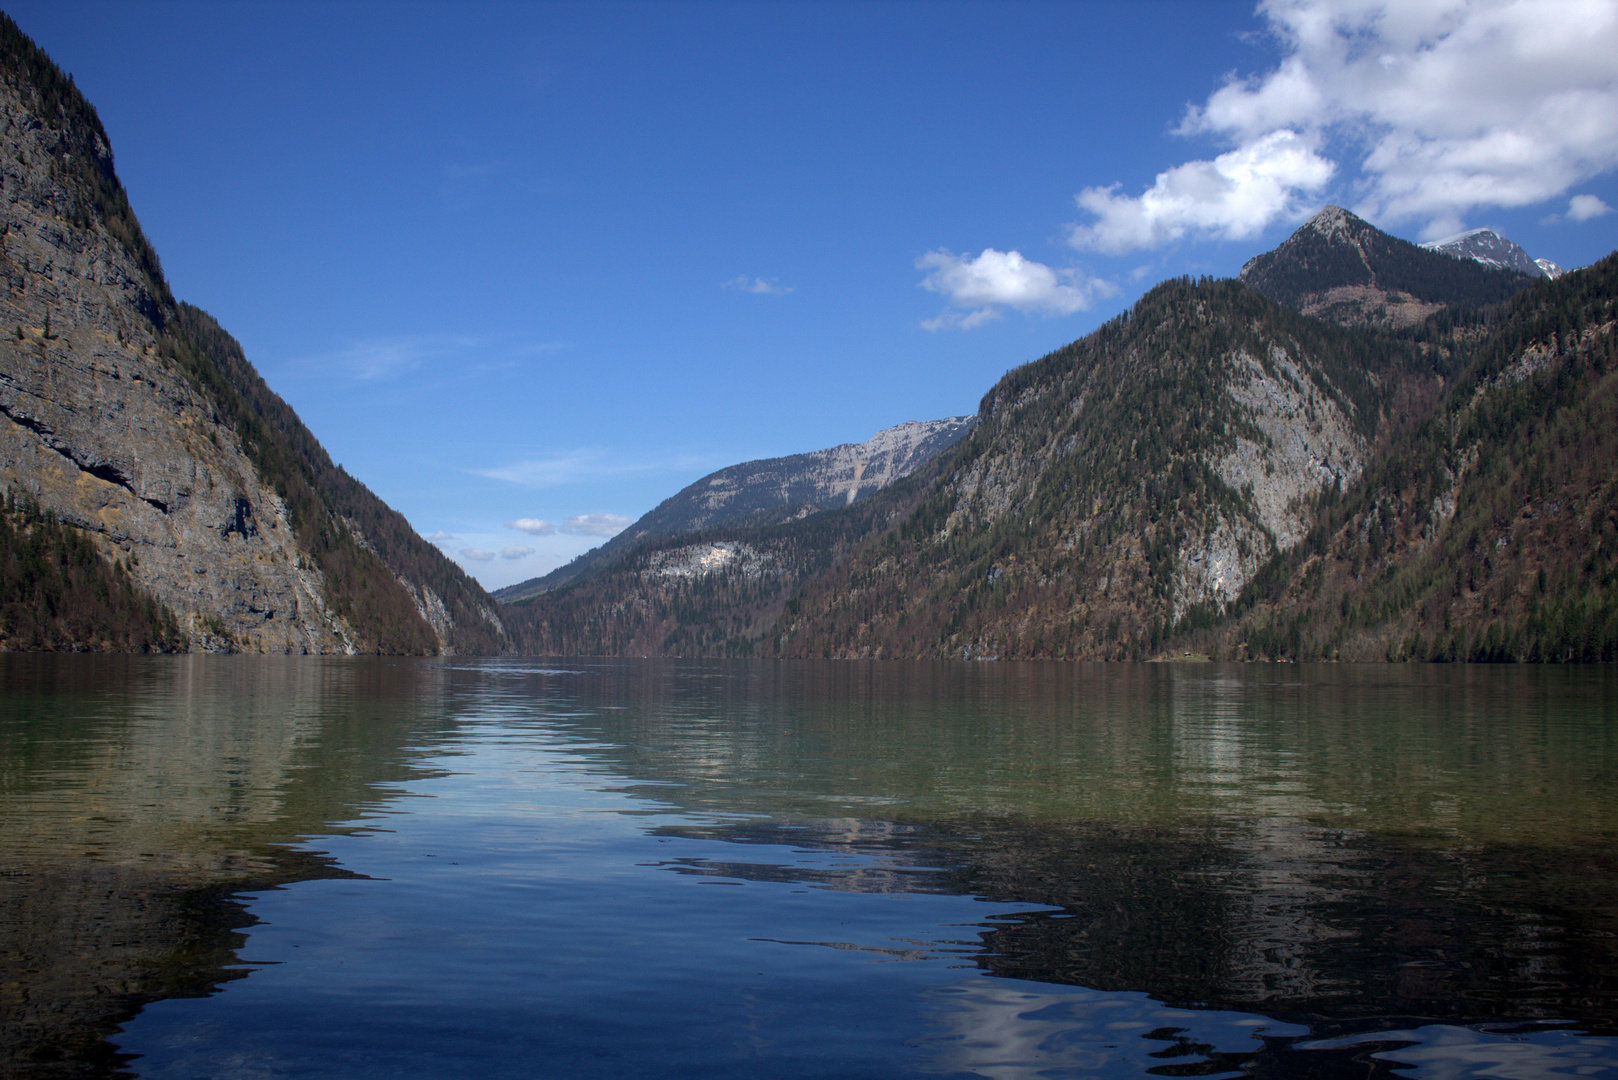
[1240, 206, 1537, 328]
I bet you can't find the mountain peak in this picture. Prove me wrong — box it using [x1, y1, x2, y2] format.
[1241, 208, 1539, 327]
[1301, 204, 1364, 240]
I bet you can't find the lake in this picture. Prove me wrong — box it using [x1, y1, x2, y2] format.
[3, 655, 1617, 1078]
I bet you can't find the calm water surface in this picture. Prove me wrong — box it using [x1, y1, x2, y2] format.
[2, 656, 1617, 1078]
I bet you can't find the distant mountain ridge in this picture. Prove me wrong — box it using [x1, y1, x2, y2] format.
[494, 416, 974, 602]
[1421, 227, 1564, 279]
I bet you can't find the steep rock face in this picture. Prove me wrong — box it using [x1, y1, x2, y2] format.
[0, 67, 353, 651]
[497, 415, 973, 601]
[1240, 206, 1535, 328]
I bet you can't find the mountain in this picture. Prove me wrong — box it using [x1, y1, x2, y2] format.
[1421, 226, 1562, 278]
[0, 15, 507, 654]
[768, 276, 1412, 660]
[512, 209, 1616, 664]
[494, 416, 973, 602]
[1238, 205, 1537, 327]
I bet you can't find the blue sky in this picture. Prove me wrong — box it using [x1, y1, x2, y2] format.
[11, 1, 1618, 588]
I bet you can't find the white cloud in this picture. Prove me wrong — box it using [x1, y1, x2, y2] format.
[561, 513, 632, 538]
[1569, 193, 1614, 221]
[459, 548, 496, 561]
[499, 545, 536, 559]
[426, 530, 456, 542]
[916, 248, 1115, 330]
[505, 517, 556, 535]
[1073, 0, 1618, 249]
[723, 276, 794, 295]
[1070, 130, 1334, 252]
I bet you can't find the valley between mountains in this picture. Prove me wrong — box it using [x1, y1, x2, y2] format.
[1, 15, 1613, 662]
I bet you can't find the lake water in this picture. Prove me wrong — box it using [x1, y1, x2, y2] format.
[3, 656, 1618, 1079]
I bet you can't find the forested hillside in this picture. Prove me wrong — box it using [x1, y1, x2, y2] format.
[0, 491, 183, 651]
[511, 224, 1614, 664]
[1240, 206, 1536, 328]
[1221, 252, 1618, 661]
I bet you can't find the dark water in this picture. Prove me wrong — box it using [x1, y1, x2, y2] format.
[3, 657, 1618, 1078]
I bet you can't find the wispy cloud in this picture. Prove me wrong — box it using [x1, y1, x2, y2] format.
[474, 449, 719, 488]
[426, 530, 456, 542]
[917, 248, 1115, 331]
[500, 545, 536, 559]
[723, 276, 794, 295]
[444, 160, 503, 183]
[1070, 0, 1618, 248]
[561, 513, 632, 538]
[505, 517, 557, 535]
[289, 334, 568, 382]
[460, 548, 496, 561]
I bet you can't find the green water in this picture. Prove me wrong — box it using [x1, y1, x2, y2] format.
[2, 656, 1616, 1077]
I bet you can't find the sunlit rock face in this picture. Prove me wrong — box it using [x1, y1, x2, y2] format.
[0, 71, 358, 652]
[675, 416, 978, 524]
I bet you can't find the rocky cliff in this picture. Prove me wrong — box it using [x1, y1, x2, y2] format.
[0, 16, 505, 654]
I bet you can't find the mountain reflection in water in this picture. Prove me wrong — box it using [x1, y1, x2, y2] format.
[2, 656, 1616, 1078]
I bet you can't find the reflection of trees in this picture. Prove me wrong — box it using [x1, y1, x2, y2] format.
[656, 809, 1618, 1037]
[0, 655, 460, 1079]
[550, 659, 1618, 1038]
